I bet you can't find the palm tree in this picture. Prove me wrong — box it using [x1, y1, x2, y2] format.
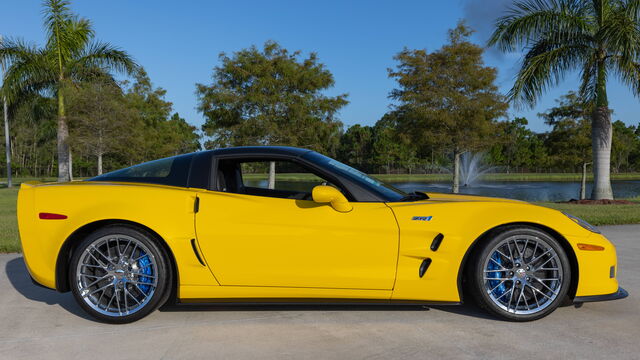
[0, 0, 136, 181]
[489, 0, 640, 199]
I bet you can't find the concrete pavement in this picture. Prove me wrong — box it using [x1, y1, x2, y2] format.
[1, 225, 638, 360]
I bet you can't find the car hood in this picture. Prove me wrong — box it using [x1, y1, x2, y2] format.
[415, 192, 525, 204]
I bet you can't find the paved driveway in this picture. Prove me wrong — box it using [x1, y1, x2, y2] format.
[1, 225, 638, 360]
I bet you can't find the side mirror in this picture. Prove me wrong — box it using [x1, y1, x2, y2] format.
[312, 185, 352, 213]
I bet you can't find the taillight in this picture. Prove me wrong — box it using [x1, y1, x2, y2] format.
[39, 213, 68, 220]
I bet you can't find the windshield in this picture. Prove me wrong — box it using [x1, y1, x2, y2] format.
[302, 152, 407, 202]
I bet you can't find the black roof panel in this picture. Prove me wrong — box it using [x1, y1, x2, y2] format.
[208, 146, 314, 157]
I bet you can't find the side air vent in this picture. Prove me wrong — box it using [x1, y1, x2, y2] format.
[419, 258, 432, 278]
[190, 239, 206, 266]
[430, 233, 444, 251]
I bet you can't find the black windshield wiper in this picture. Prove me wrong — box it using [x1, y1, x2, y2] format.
[399, 191, 429, 202]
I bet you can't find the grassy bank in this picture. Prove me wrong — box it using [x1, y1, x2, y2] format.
[534, 199, 640, 226]
[0, 183, 638, 253]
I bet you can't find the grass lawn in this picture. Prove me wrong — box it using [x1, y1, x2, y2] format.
[0, 188, 19, 253]
[1, 179, 638, 252]
[533, 200, 640, 226]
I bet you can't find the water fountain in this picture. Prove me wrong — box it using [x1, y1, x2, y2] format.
[458, 152, 494, 187]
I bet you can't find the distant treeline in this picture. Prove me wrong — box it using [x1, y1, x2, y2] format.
[0, 69, 200, 178]
[335, 92, 640, 175]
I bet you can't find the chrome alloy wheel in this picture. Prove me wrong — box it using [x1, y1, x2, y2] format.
[75, 234, 158, 317]
[483, 234, 564, 315]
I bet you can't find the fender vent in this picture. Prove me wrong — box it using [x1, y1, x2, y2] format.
[430, 233, 444, 251]
[419, 258, 432, 278]
[190, 239, 206, 266]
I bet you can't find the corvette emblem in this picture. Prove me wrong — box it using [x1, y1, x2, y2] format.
[412, 216, 432, 221]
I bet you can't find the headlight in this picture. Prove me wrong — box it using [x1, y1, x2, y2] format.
[563, 212, 601, 233]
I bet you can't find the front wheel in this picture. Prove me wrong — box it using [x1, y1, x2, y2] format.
[69, 225, 171, 323]
[468, 226, 571, 321]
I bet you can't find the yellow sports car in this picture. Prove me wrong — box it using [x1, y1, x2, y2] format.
[17, 146, 627, 323]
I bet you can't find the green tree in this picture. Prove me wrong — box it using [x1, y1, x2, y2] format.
[539, 92, 592, 172]
[389, 22, 508, 192]
[337, 124, 374, 171]
[611, 120, 638, 172]
[67, 75, 131, 175]
[489, 0, 640, 199]
[196, 41, 347, 154]
[0, 0, 136, 181]
[0, 94, 56, 177]
[159, 113, 201, 156]
[490, 117, 536, 172]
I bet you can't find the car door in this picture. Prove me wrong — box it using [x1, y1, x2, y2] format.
[194, 158, 399, 290]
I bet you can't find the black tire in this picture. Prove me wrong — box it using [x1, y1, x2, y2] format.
[467, 226, 571, 321]
[69, 225, 172, 324]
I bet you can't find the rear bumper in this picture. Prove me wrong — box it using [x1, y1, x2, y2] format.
[574, 287, 628, 303]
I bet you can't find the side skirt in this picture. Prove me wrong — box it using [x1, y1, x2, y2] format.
[177, 298, 461, 306]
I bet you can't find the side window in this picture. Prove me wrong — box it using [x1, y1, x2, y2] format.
[216, 159, 335, 200]
[89, 154, 192, 187]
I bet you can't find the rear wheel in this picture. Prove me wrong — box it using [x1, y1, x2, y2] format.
[69, 225, 171, 323]
[468, 226, 571, 321]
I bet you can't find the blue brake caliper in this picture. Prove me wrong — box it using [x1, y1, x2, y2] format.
[137, 250, 152, 294]
[487, 252, 506, 297]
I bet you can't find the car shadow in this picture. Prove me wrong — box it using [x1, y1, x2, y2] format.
[5, 256, 96, 321]
[6, 255, 500, 322]
[160, 301, 501, 321]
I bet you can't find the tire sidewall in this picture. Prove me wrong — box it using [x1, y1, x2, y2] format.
[471, 226, 571, 321]
[69, 225, 171, 324]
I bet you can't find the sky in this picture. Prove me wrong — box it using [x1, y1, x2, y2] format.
[3, 0, 640, 134]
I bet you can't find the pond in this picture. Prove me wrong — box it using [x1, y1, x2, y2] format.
[392, 180, 640, 202]
[246, 179, 640, 202]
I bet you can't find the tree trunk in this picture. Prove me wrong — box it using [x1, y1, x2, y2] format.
[68, 149, 73, 181]
[57, 90, 71, 182]
[1, 45, 11, 188]
[452, 150, 460, 194]
[590, 107, 613, 199]
[267, 161, 275, 189]
[97, 152, 103, 175]
[3, 94, 10, 188]
[580, 162, 588, 200]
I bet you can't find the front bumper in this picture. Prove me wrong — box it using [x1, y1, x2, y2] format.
[574, 287, 628, 303]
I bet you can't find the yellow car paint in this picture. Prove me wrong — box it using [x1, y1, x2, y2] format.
[17, 181, 619, 303]
[195, 190, 398, 290]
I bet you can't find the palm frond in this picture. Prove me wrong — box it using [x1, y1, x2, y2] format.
[489, 0, 593, 52]
[1, 47, 56, 103]
[609, 54, 640, 97]
[43, 0, 94, 70]
[578, 52, 598, 103]
[600, 0, 640, 61]
[69, 41, 137, 78]
[510, 33, 591, 107]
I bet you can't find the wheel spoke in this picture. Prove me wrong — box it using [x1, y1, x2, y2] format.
[532, 277, 559, 295]
[81, 274, 111, 289]
[495, 249, 511, 262]
[488, 280, 508, 294]
[495, 287, 513, 301]
[91, 245, 116, 266]
[489, 258, 508, 270]
[529, 248, 552, 265]
[82, 282, 112, 298]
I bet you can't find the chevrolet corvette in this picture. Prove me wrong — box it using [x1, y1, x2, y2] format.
[17, 146, 627, 323]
